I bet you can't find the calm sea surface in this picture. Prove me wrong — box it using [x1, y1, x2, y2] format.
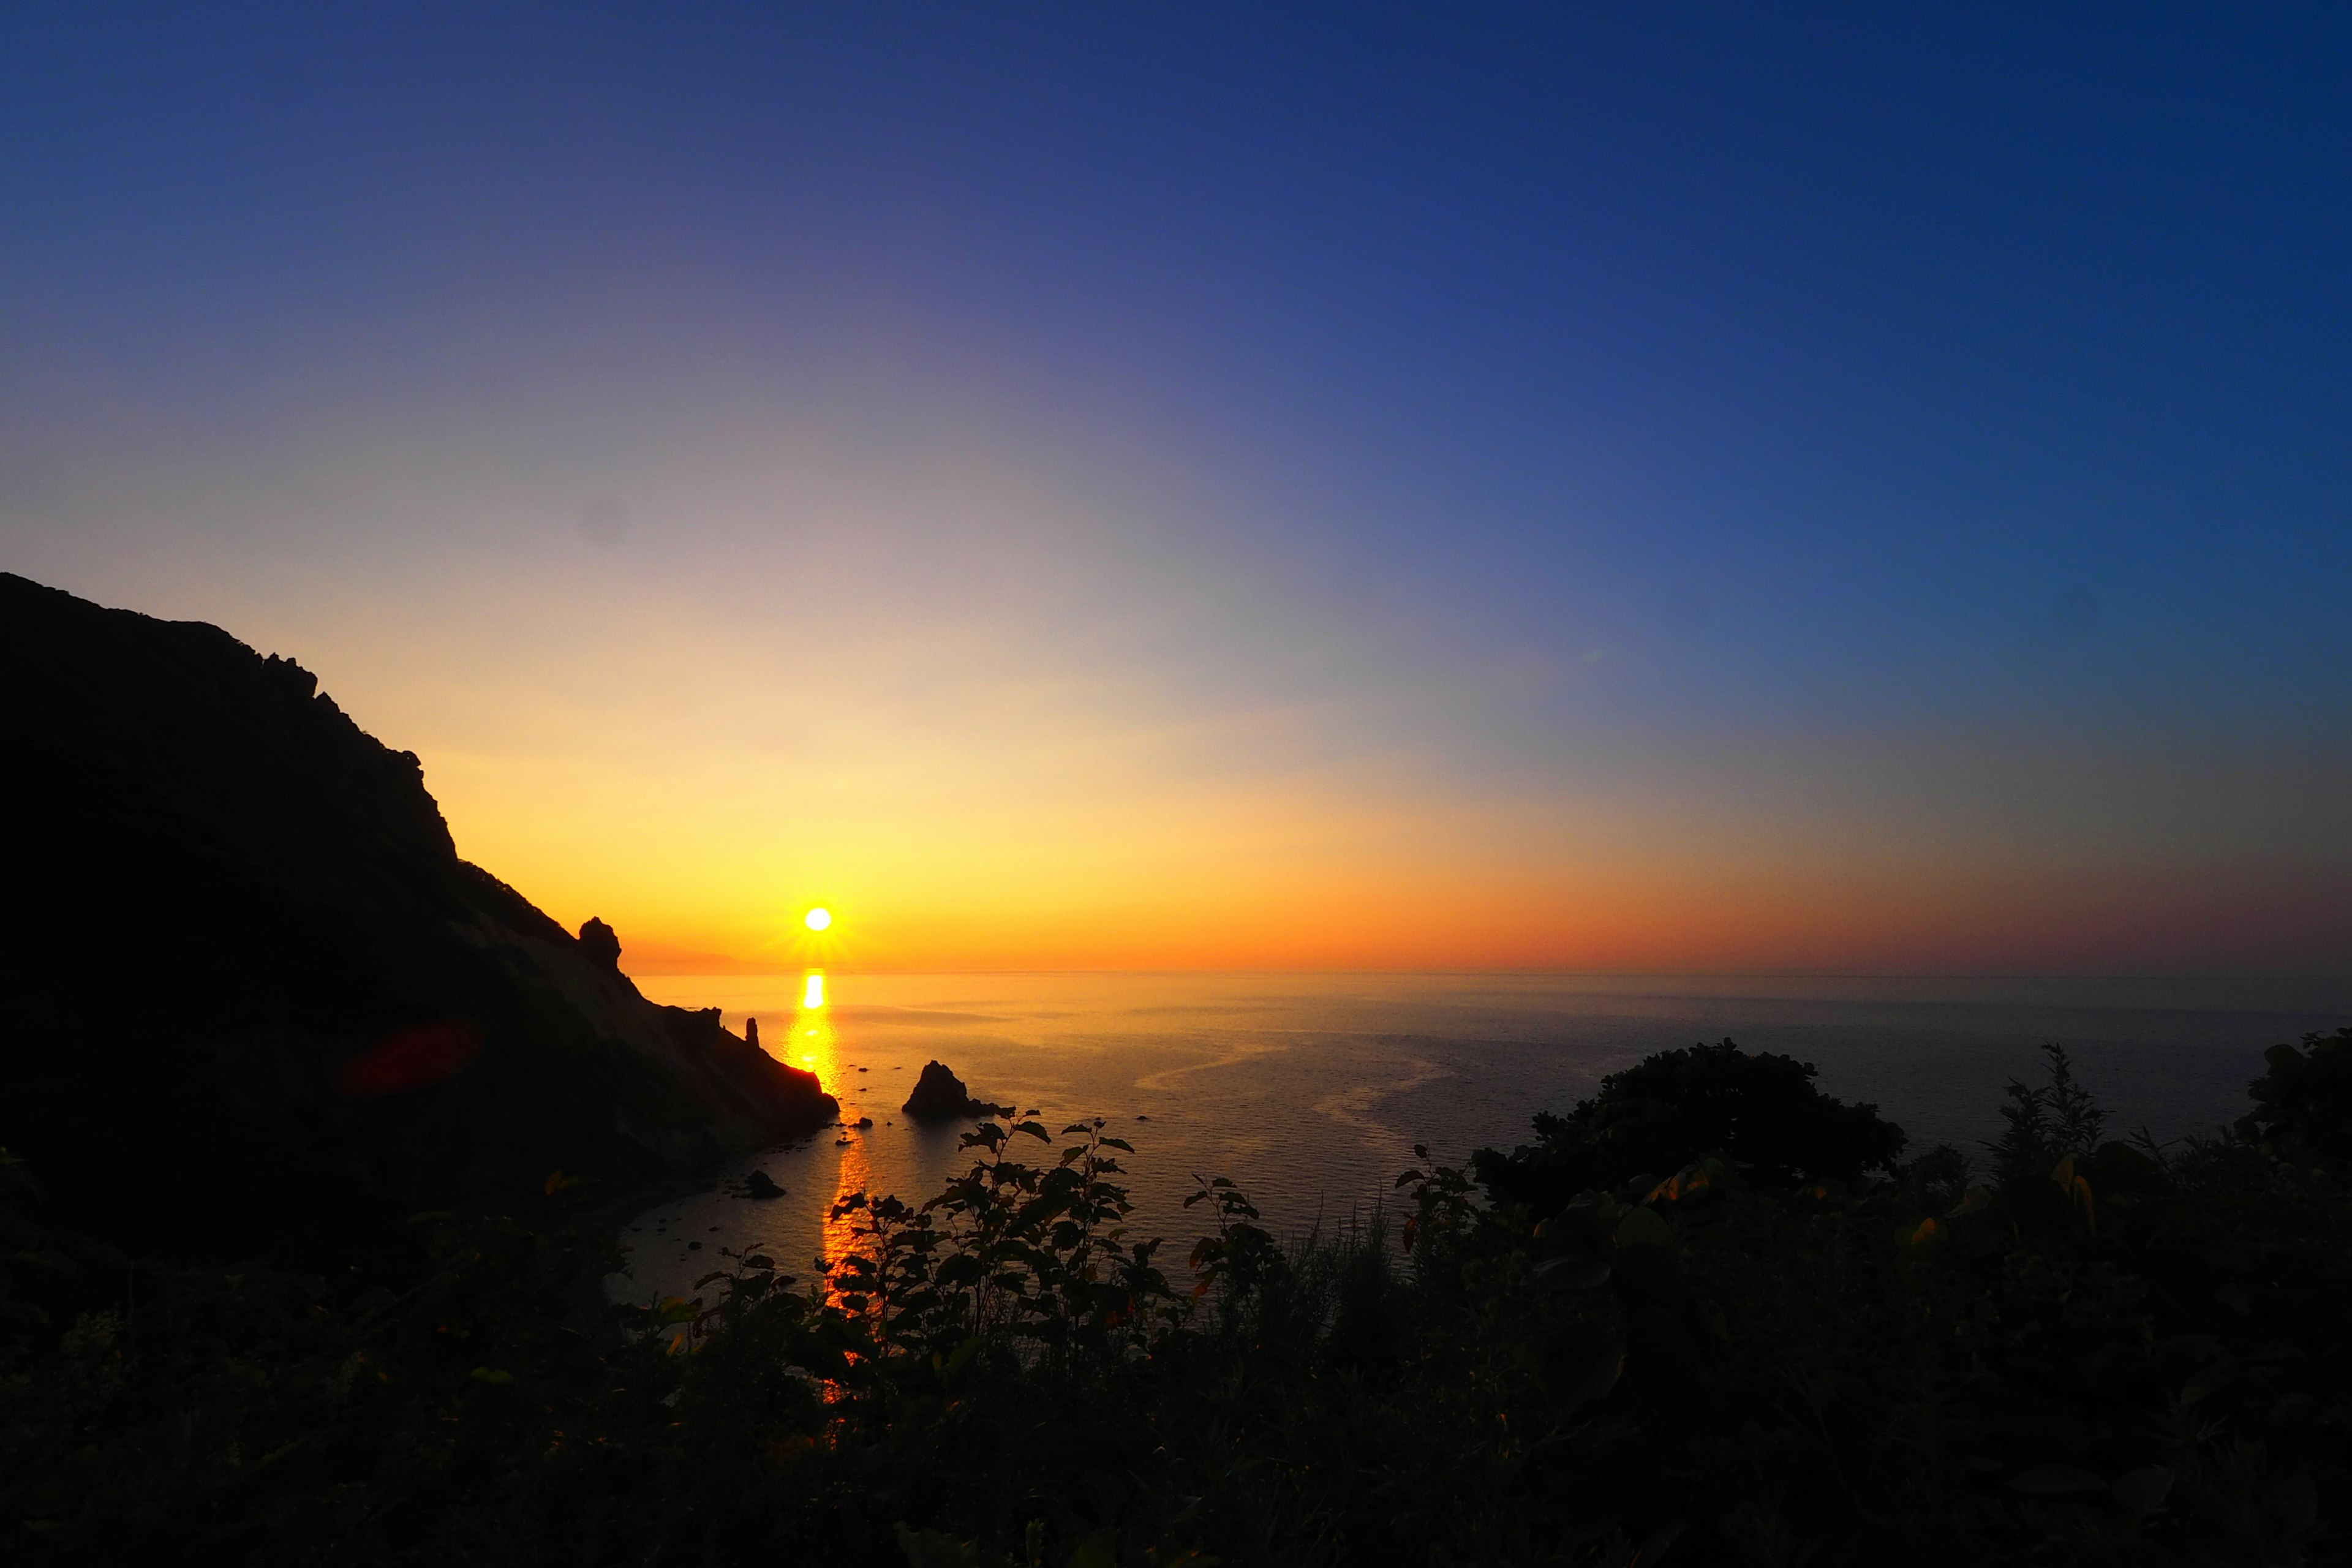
[608, 971, 2351, 1305]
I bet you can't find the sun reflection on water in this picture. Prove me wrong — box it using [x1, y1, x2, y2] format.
[793, 967, 873, 1291]
[793, 967, 837, 1077]
[820, 1136, 873, 1289]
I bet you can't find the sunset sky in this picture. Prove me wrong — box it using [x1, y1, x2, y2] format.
[5, 7, 2348, 973]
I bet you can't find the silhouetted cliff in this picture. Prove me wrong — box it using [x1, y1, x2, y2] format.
[0, 573, 834, 1271]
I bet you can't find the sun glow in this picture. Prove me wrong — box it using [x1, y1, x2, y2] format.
[804, 907, 832, 932]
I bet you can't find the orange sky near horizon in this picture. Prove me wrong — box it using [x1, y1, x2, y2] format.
[389, 584, 2350, 978]
[13, 406, 2350, 980]
[509, 854, 2352, 979]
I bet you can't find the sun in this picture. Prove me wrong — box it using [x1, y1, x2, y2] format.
[803, 907, 832, 933]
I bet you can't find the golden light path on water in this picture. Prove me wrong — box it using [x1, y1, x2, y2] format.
[790, 968, 874, 1278]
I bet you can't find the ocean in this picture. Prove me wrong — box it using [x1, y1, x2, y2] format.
[608, 970, 2351, 1306]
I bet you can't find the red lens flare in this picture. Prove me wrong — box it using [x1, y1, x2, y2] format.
[336, 1019, 482, 1097]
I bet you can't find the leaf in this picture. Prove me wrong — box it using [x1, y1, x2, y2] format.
[1615, 1207, 1672, 1248]
[2180, 1361, 2238, 1408]
[1065, 1529, 1120, 1568]
[1646, 1164, 1713, 1204]
[2111, 1466, 2174, 1516]
[1634, 1517, 1686, 1564]
[895, 1523, 984, 1568]
[938, 1335, 984, 1385]
[2276, 1472, 2318, 1533]
[1098, 1137, 1134, 1153]
[469, 1366, 513, 1385]
[1551, 1333, 1623, 1408]
[2008, 1462, 2107, 1496]
[1532, 1254, 1611, 1292]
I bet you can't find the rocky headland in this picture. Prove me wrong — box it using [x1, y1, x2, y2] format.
[0, 572, 836, 1273]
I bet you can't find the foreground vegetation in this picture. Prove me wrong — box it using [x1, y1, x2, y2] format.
[6, 1030, 2349, 1566]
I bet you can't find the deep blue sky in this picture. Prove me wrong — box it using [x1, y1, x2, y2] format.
[4, 6, 2348, 969]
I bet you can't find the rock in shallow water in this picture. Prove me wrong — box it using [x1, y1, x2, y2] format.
[903, 1060, 990, 1121]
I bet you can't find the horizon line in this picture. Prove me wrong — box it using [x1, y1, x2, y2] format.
[623, 962, 2352, 985]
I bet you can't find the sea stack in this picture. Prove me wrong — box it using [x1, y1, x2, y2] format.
[903, 1060, 989, 1121]
[745, 1017, 760, 1049]
[578, 916, 622, 971]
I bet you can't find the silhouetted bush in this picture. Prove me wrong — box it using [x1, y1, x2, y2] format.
[5, 1033, 2348, 1566]
[1986, 1041, 2108, 1189]
[1472, 1036, 1907, 1209]
[2239, 1025, 2352, 1162]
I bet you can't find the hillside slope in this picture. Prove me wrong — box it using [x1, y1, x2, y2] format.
[0, 573, 833, 1270]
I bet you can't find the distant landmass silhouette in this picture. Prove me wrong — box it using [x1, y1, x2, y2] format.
[0, 572, 834, 1272]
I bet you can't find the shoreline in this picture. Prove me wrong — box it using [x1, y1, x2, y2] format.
[554, 1135, 826, 1346]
